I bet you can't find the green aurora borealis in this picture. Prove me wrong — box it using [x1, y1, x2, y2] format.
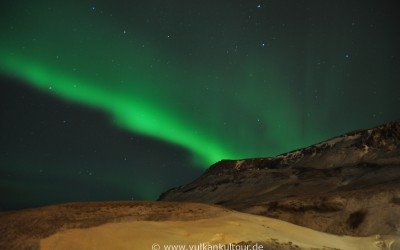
[1, 0, 399, 208]
[0, 1, 308, 165]
[0, 54, 238, 165]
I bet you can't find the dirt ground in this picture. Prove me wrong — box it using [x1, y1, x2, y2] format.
[1, 201, 399, 249]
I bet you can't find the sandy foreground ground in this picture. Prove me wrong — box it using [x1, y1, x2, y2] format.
[1, 201, 399, 250]
[41, 211, 400, 250]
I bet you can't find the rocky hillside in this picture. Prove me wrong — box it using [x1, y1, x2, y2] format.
[159, 121, 400, 236]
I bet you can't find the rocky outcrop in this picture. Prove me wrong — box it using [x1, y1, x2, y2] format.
[159, 121, 400, 236]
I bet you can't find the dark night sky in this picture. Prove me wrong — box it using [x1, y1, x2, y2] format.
[1, 0, 399, 210]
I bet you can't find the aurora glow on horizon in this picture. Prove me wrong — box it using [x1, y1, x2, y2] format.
[1, 0, 399, 209]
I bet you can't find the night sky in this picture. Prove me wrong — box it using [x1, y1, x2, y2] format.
[1, 0, 399, 210]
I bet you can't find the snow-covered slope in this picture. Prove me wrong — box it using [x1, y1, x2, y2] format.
[160, 121, 400, 236]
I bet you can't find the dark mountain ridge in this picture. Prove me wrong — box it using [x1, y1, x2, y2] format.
[160, 121, 400, 236]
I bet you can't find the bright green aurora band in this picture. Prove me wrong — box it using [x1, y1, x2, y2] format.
[0, 2, 302, 167]
[1, 51, 306, 166]
[0, 54, 237, 165]
[1, 1, 397, 170]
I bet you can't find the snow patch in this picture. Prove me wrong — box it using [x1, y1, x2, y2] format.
[235, 160, 245, 170]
